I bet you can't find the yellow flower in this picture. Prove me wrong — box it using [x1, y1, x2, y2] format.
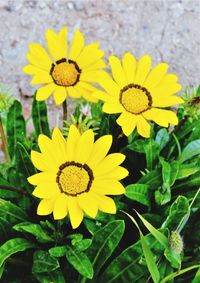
[95, 53, 184, 138]
[28, 125, 128, 229]
[23, 27, 106, 105]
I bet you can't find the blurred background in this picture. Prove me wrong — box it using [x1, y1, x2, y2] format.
[0, 0, 199, 121]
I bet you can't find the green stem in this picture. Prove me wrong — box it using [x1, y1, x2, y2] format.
[176, 187, 200, 233]
[62, 100, 67, 128]
[0, 114, 10, 162]
[0, 184, 31, 198]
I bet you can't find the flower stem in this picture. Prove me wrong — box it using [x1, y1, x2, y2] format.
[62, 100, 67, 128]
[0, 114, 10, 162]
[0, 184, 32, 198]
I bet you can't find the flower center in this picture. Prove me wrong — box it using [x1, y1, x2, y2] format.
[119, 84, 152, 114]
[50, 59, 81, 87]
[56, 161, 94, 196]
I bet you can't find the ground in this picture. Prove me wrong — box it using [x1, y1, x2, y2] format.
[0, 0, 199, 154]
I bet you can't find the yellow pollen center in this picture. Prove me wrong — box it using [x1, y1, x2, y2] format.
[57, 162, 93, 196]
[51, 60, 80, 87]
[120, 84, 152, 114]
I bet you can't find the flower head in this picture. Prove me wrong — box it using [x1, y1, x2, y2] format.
[95, 53, 184, 137]
[23, 27, 105, 105]
[28, 125, 128, 229]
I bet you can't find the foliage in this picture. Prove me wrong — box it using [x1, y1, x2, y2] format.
[0, 84, 200, 283]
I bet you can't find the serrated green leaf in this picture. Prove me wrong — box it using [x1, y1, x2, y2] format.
[87, 220, 125, 275]
[32, 250, 59, 273]
[0, 199, 28, 223]
[66, 245, 93, 279]
[155, 128, 169, 151]
[125, 184, 150, 206]
[0, 238, 35, 269]
[180, 140, 200, 163]
[13, 222, 54, 243]
[32, 93, 50, 137]
[163, 196, 190, 231]
[6, 100, 26, 159]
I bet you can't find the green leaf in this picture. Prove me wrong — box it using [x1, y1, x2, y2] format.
[135, 211, 168, 248]
[33, 269, 65, 283]
[32, 250, 59, 273]
[164, 247, 181, 269]
[155, 128, 169, 151]
[125, 184, 150, 206]
[15, 142, 36, 191]
[99, 233, 164, 283]
[163, 196, 190, 231]
[49, 246, 67, 258]
[145, 139, 160, 170]
[65, 245, 93, 279]
[160, 264, 200, 283]
[176, 163, 200, 180]
[123, 211, 160, 283]
[73, 239, 92, 252]
[87, 220, 125, 275]
[170, 161, 179, 186]
[0, 238, 35, 269]
[6, 100, 26, 159]
[13, 222, 54, 243]
[138, 169, 162, 189]
[127, 139, 146, 153]
[176, 171, 200, 188]
[180, 140, 200, 163]
[192, 267, 200, 283]
[0, 199, 28, 223]
[32, 93, 50, 137]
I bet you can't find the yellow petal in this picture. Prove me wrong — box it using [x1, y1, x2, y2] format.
[92, 90, 114, 103]
[77, 43, 104, 68]
[31, 151, 53, 171]
[136, 116, 151, 138]
[102, 102, 123, 114]
[37, 198, 55, 215]
[143, 108, 178, 127]
[75, 129, 94, 163]
[144, 63, 168, 90]
[87, 135, 112, 168]
[134, 54, 152, 85]
[94, 153, 126, 176]
[28, 172, 56, 185]
[27, 43, 52, 70]
[58, 27, 68, 58]
[67, 86, 81, 98]
[31, 71, 53, 84]
[33, 182, 59, 198]
[109, 55, 127, 87]
[69, 30, 84, 61]
[95, 194, 116, 214]
[36, 83, 56, 101]
[68, 197, 84, 229]
[122, 52, 137, 84]
[158, 74, 178, 85]
[66, 125, 80, 161]
[153, 95, 184, 107]
[46, 28, 67, 61]
[53, 86, 67, 105]
[80, 70, 100, 83]
[53, 194, 68, 220]
[96, 166, 129, 180]
[92, 180, 125, 195]
[116, 112, 132, 126]
[23, 65, 42, 75]
[98, 71, 120, 96]
[151, 83, 182, 98]
[78, 192, 98, 218]
[75, 83, 98, 103]
[52, 128, 67, 160]
[84, 59, 106, 71]
[121, 115, 137, 136]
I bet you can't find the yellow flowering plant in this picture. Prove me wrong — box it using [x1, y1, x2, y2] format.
[0, 27, 199, 283]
